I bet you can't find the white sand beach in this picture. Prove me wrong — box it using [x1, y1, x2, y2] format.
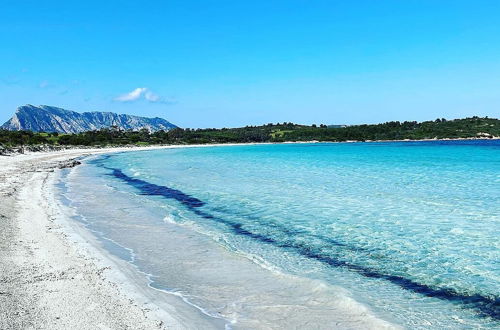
[0, 146, 226, 330]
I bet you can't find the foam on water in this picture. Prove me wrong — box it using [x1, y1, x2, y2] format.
[60, 141, 500, 328]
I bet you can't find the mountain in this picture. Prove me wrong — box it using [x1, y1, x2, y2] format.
[1, 104, 177, 133]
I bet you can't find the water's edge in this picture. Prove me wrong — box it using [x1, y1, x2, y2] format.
[57, 153, 401, 329]
[52, 160, 230, 329]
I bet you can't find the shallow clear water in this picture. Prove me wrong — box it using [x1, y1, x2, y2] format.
[61, 141, 500, 329]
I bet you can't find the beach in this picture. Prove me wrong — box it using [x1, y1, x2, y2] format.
[1, 141, 498, 329]
[0, 147, 226, 330]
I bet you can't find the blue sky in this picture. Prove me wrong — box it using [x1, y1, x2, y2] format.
[1, 0, 499, 128]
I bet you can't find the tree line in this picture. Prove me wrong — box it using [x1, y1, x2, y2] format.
[1, 117, 498, 148]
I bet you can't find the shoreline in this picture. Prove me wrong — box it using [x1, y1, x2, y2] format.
[0, 146, 226, 329]
[1, 136, 498, 156]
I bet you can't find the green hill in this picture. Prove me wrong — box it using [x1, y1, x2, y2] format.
[1, 117, 498, 150]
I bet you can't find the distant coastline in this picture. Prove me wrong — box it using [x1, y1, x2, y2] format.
[2, 116, 499, 153]
[1, 135, 499, 156]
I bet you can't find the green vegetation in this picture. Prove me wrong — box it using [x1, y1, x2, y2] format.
[1, 117, 498, 149]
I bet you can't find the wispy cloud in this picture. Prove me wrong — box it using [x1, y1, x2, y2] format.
[114, 87, 176, 104]
[144, 90, 160, 102]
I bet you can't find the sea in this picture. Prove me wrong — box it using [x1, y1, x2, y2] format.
[57, 140, 499, 329]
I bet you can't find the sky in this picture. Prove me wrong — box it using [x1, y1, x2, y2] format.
[1, 0, 499, 128]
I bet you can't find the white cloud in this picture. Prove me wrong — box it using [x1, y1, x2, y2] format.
[114, 87, 176, 104]
[39, 80, 49, 88]
[114, 87, 147, 102]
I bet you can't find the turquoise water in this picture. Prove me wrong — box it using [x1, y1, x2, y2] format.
[61, 141, 499, 328]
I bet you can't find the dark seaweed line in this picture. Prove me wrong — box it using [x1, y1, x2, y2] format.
[208, 205, 376, 254]
[106, 166, 499, 320]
